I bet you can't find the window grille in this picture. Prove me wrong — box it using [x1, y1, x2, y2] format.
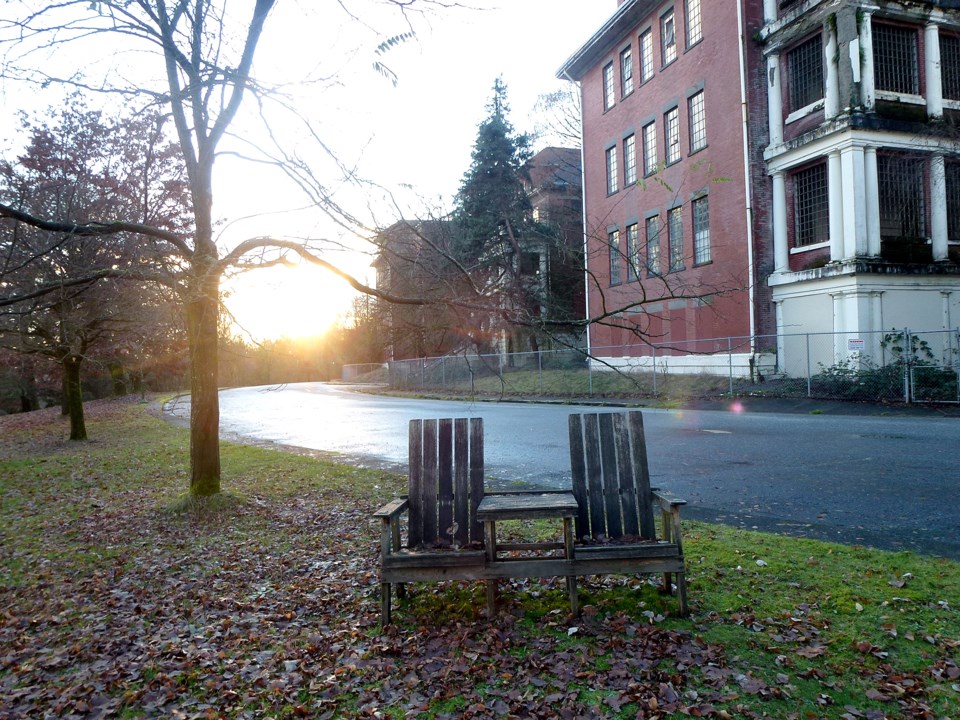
[692, 196, 710, 264]
[642, 121, 658, 175]
[873, 23, 919, 95]
[686, 0, 702, 46]
[646, 216, 661, 275]
[609, 229, 622, 286]
[606, 146, 619, 195]
[621, 46, 634, 97]
[793, 163, 829, 247]
[662, 9, 677, 66]
[878, 154, 925, 240]
[788, 35, 824, 111]
[640, 29, 655, 82]
[941, 33, 960, 100]
[624, 134, 637, 186]
[603, 62, 616, 110]
[946, 160, 960, 242]
[626, 223, 640, 281]
[668, 206, 684, 271]
[688, 91, 706, 152]
[664, 107, 680, 164]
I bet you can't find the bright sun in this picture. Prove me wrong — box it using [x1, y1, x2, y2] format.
[223, 264, 357, 341]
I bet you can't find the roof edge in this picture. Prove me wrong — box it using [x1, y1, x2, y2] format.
[556, 0, 659, 81]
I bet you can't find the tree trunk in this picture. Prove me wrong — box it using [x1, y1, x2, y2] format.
[62, 355, 86, 441]
[60, 372, 69, 416]
[186, 263, 221, 497]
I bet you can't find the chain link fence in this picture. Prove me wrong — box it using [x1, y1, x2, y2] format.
[343, 328, 960, 404]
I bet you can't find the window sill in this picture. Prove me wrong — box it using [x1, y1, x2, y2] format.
[684, 38, 703, 53]
[661, 57, 677, 71]
[621, 89, 635, 102]
[785, 99, 824, 125]
[664, 158, 681, 168]
[791, 240, 830, 254]
[688, 144, 707, 157]
[693, 259, 713, 268]
[606, 189, 620, 197]
[874, 91, 925, 106]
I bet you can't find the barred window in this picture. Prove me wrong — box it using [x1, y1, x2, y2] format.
[606, 145, 619, 195]
[603, 62, 616, 110]
[621, 46, 634, 97]
[688, 91, 706, 152]
[640, 29, 654, 82]
[878, 154, 925, 240]
[793, 163, 829, 247]
[947, 160, 960, 242]
[873, 23, 919, 95]
[609, 229, 622, 286]
[665, 107, 680, 164]
[686, 0, 702, 46]
[788, 35, 824, 111]
[692, 196, 710, 264]
[642, 121, 658, 175]
[624, 134, 637, 186]
[662, 9, 677, 66]
[626, 223, 640, 281]
[941, 33, 960, 100]
[646, 216, 661, 275]
[668, 206, 684, 271]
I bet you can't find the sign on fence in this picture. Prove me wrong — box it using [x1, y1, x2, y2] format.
[847, 338, 865, 352]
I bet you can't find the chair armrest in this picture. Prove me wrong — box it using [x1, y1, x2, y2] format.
[652, 491, 686, 511]
[373, 497, 409, 520]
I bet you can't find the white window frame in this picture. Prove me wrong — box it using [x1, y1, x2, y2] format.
[664, 107, 680, 165]
[609, 229, 622, 286]
[626, 223, 640, 281]
[621, 46, 634, 97]
[640, 29, 655, 83]
[692, 196, 710, 264]
[661, 9, 677, 66]
[685, 0, 702, 47]
[603, 62, 616, 110]
[624, 134, 637, 186]
[668, 206, 684, 271]
[688, 91, 706, 152]
[642, 121, 657, 176]
[605, 145, 619, 195]
[646, 216, 661, 276]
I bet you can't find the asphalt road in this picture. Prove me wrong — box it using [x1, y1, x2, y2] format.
[164, 383, 960, 559]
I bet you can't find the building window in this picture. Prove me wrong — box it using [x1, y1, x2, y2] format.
[664, 107, 680, 164]
[878, 154, 925, 240]
[626, 223, 640, 281]
[947, 160, 960, 242]
[609, 229, 622, 286]
[624, 134, 637, 186]
[605, 145, 619, 195]
[661, 9, 677, 66]
[941, 33, 960, 100]
[788, 35, 824, 111]
[603, 62, 616, 110]
[686, 0, 702, 47]
[873, 23, 919, 95]
[646, 216, 661, 275]
[642, 121, 658, 176]
[621, 46, 634, 97]
[692, 196, 710, 264]
[668, 206, 684, 271]
[688, 91, 706, 152]
[640, 29, 655, 83]
[793, 163, 829, 247]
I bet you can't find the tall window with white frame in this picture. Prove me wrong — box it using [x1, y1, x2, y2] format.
[642, 121, 658, 176]
[688, 91, 706, 152]
[685, 0, 702, 47]
[793, 163, 829, 247]
[877, 154, 925, 241]
[624, 134, 637, 186]
[941, 32, 960, 100]
[626, 223, 640, 281]
[621, 46, 634, 97]
[873, 23, 919, 95]
[609, 229, 622, 286]
[661, 8, 677, 66]
[646, 216, 661, 276]
[606, 145, 619, 195]
[664, 107, 680, 164]
[639, 28, 654, 83]
[603, 62, 616, 110]
[788, 35, 824, 112]
[692, 196, 710, 264]
[668, 206, 684, 271]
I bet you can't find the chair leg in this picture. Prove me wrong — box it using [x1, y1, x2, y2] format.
[567, 575, 579, 617]
[397, 582, 406, 599]
[381, 582, 392, 626]
[486, 580, 497, 619]
[661, 572, 672, 594]
[676, 572, 689, 616]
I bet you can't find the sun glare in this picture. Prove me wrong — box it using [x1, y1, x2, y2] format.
[224, 265, 356, 341]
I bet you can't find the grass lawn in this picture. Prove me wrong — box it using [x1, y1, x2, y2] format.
[1, 397, 957, 719]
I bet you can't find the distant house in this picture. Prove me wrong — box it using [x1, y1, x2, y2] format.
[559, 0, 960, 376]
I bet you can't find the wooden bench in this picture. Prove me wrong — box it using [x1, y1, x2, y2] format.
[568, 411, 689, 615]
[373, 417, 485, 625]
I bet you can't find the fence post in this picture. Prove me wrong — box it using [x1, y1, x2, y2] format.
[806, 333, 812, 398]
[728, 337, 734, 396]
[588, 354, 593, 396]
[538, 350, 543, 394]
[420, 358, 425, 389]
[652, 345, 658, 396]
[904, 327, 912, 404]
[441, 356, 446, 388]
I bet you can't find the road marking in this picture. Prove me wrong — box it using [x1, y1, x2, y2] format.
[702, 429, 732, 435]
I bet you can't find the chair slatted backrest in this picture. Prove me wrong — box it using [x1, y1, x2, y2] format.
[408, 418, 484, 548]
[568, 411, 656, 541]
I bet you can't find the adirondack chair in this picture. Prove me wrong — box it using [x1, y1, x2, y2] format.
[568, 410, 689, 615]
[373, 417, 486, 625]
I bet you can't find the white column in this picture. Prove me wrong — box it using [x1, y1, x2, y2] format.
[926, 23, 943, 118]
[840, 145, 867, 258]
[764, 0, 777, 24]
[832, 292, 847, 363]
[828, 150, 844, 261]
[772, 171, 789, 272]
[860, 12, 875, 111]
[864, 146, 881, 257]
[774, 300, 786, 374]
[931, 154, 949, 261]
[767, 54, 783, 146]
[825, 22, 840, 119]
